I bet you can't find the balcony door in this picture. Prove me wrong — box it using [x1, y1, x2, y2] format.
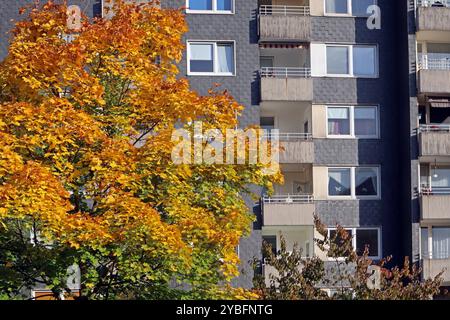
[422, 227, 450, 260]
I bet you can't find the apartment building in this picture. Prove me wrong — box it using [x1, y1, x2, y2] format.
[401, 0, 450, 287]
[3, 0, 446, 294]
[169, 0, 406, 288]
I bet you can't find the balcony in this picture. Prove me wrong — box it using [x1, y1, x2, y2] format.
[262, 225, 314, 286]
[420, 187, 450, 221]
[260, 67, 312, 101]
[262, 194, 315, 226]
[260, 44, 312, 101]
[260, 102, 314, 163]
[265, 133, 313, 163]
[417, 0, 450, 37]
[419, 124, 450, 158]
[278, 133, 314, 163]
[259, 5, 311, 42]
[269, 133, 314, 164]
[422, 258, 450, 284]
[421, 227, 450, 284]
[418, 56, 450, 95]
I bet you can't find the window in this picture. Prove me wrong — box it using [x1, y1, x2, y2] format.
[187, 0, 233, 13]
[352, 0, 376, 16]
[189, 43, 213, 73]
[328, 168, 351, 196]
[187, 42, 235, 75]
[355, 167, 378, 196]
[421, 227, 450, 260]
[328, 167, 380, 199]
[327, 106, 379, 138]
[354, 107, 377, 136]
[356, 229, 379, 257]
[325, 0, 376, 16]
[328, 227, 381, 259]
[327, 46, 349, 75]
[421, 227, 430, 258]
[326, 0, 348, 15]
[353, 46, 376, 76]
[328, 107, 350, 135]
[326, 45, 377, 77]
[330, 228, 354, 255]
[431, 167, 450, 189]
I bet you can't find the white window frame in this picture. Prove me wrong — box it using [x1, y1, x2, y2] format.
[186, 0, 235, 14]
[187, 41, 236, 76]
[326, 105, 380, 139]
[327, 227, 382, 260]
[325, 44, 378, 78]
[327, 166, 381, 200]
[324, 0, 377, 17]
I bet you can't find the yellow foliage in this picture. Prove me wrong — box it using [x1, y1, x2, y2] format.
[0, 0, 280, 295]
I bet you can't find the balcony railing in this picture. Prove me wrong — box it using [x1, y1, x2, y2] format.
[422, 257, 450, 283]
[420, 124, 450, 132]
[422, 250, 450, 260]
[263, 194, 314, 204]
[259, 5, 310, 16]
[263, 132, 312, 141]
[421, 186, 450, 195]
[418, 0, 450, 7]
[261, 67, 311, 78]
[418, 56, 450, 70]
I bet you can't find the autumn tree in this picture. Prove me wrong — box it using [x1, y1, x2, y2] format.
[254, 218, 443, 300]
[0, 0, 280, 300]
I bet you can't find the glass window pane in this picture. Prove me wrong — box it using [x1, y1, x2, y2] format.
[330, 229, 354, 253]
[352, 0, 375, 16]
[355, 107, 377, 136]
[353, 46, 376, 76]
[356, 229, 379, 257]
[432, 227, 450, 259]
[189, 0, 213, 10]
[326, 0, 348, 14]
[431, 168, 450, 189]
[328, 107, 350, 135]
[328, 168, 351, 196]
[190, 43, 214, 72]
[355, 167, 378, 196]
[217, 0, 232, 11]
[327, 46, 349, 74]
[421, 228, 429, 258]
[217, 43, 234, 73]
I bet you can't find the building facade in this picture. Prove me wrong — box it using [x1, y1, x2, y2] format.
[0, 0, 449, 293]
[402, 0, 450, 287]
[165, 0, 407, 288]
